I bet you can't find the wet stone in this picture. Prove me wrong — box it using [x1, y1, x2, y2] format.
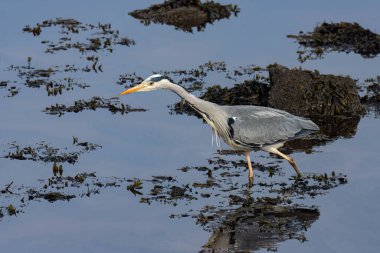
[129, 0, 240, 33]
[268, 64, 364, 117]
[288, 22, 380, 62]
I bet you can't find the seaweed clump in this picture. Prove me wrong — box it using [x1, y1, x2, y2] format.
[3, 139, 101, 164]
[0, 81, 20, 97]
[23, 18, 135, 54]
[28, 191, 76, 202]
[7, 61, 90, 97]
[129, 0, 240, 32]
[44, 96, 146, 116]
[288, 22, 380, 62]
[360, 76, 380, 117]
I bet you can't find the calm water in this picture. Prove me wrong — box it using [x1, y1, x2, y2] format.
[0, 1, 380, 252]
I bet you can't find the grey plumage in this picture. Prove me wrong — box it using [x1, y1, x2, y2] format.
[222, 105, 319, 148]
[120, 74, 320, 181]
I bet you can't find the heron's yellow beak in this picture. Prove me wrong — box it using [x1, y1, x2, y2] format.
[119, 83, 145, 96]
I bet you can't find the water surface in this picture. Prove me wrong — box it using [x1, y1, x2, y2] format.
[0, 1, 379, 252]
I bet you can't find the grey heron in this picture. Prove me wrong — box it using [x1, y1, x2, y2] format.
[120, 74, 319, 182]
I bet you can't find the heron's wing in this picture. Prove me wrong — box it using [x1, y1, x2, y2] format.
[224, 106, 319, 146]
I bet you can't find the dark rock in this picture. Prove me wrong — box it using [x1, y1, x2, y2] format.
[268, 64, 364, 117]
[288, 22, 380, 62]
[129, 0, 239, 32]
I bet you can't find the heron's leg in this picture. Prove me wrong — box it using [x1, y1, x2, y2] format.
[262, 146, 302, 177]
[245, 151, 254, 180]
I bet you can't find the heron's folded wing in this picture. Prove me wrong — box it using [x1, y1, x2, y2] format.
[227, 107, 318, 146]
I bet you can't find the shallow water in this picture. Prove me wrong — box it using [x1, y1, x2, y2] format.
[0, 1, 380, 252]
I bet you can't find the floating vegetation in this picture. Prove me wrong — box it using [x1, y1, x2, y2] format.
[117, 73, 144, 87]
[288, 22, 380, 62]
[0, 81, 20, 97]
[28, 190, 76, 202]
[23, 18, 135, 55]
[52, 162, 64, 177]
[2, 138, 101, 164]
[127, 180, 143, 196]
[360, 76, 380, 117]
[6, 204, 17, 216]
[6, 61, 90, 97]
[162, 61, 228, 92]
[0, 81, 9, 88]
[129, 0, 240, 33]
[44, 96, 146, 116]
[0, 153, 347, 251]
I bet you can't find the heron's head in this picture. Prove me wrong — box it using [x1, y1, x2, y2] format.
[120, 74, 172, 95]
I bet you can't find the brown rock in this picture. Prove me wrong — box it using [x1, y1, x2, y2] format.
[268, 64, 363, 117]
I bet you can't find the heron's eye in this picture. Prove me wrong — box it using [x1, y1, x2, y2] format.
[149, 82, 154, 86]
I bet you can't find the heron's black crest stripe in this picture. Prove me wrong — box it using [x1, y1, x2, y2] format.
[150, 76, 165, 82]
[150, 75, 173, 83]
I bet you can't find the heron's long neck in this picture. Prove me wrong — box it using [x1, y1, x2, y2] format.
[165, 82, 230, 140]
[166, 83, 208, 110]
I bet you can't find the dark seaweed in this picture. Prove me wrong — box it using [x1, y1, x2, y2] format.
[288, 22, 380, 62]
[6, 62, 90, 97]
[3, 138, 101, 164]
[129, 0, 239, 33]
[44, 96, 146, 116]
[23, 18, 135, 55]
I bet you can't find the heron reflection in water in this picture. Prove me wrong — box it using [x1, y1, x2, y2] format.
[120, 74, 319, 183]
